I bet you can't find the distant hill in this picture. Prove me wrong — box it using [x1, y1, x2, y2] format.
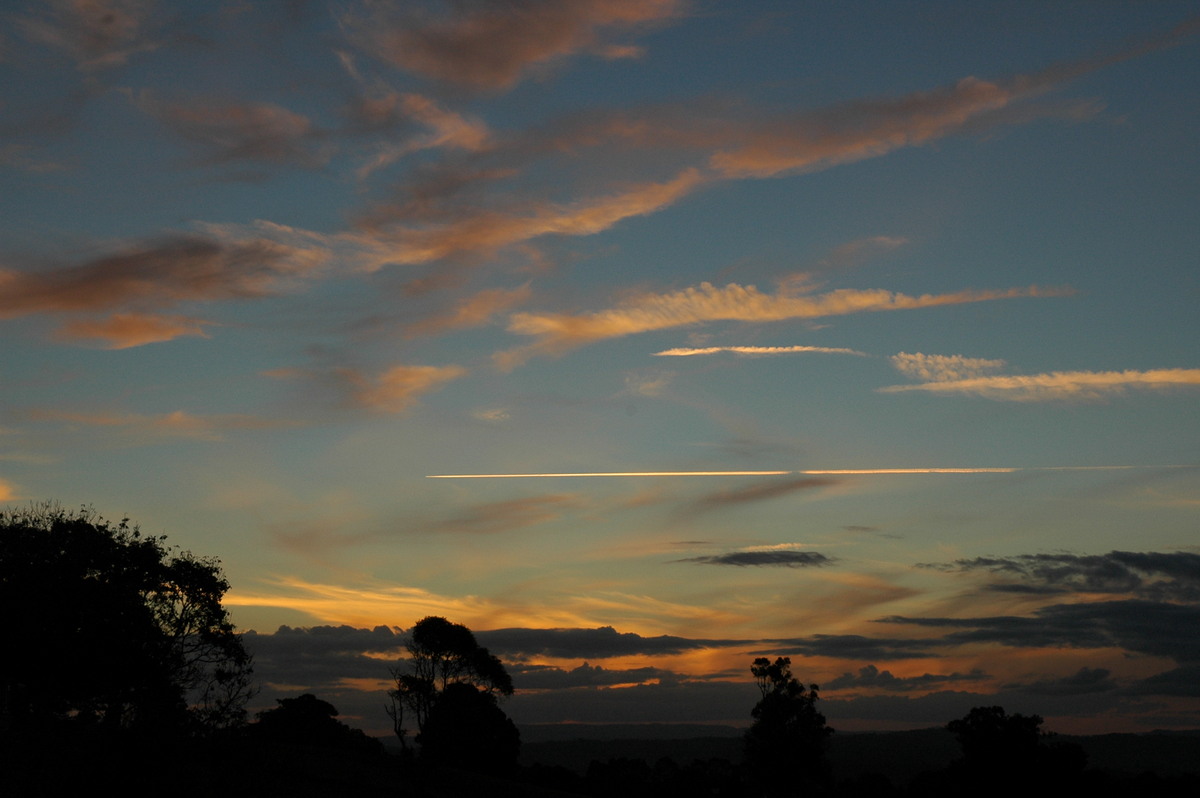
[519, 725, 1200, 784]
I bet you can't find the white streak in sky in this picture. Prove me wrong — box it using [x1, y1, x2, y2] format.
[427, 466, 1191, 478]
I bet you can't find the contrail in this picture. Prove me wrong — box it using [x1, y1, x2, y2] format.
[426, 465, 1190, 479]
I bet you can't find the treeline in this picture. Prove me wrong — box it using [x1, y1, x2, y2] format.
[4, 504, 1198, 797]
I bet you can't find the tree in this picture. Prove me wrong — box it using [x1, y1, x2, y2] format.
[743, 656, 833, 796]
[947, 705, 1086, 787]
[252, 693, 383, 755]
[0, 503, 253, 735]
[386, 616, 517, 771]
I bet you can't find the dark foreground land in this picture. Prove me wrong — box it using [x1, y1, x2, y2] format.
[7, 725, 1199, 797]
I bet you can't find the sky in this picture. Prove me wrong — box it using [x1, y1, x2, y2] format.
[2, 0, 1199, 737]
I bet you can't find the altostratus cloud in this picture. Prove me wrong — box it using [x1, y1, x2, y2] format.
[337, 363, 467, 413]
[883, 353, 1200, 401]
[54, 313, 212, 349]
[498, 280, 1064, 366]
[655, 345, 866, 357]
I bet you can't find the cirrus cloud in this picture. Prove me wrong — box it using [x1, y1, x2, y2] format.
[880, 368, 1200, 401]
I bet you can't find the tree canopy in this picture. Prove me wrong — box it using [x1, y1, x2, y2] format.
[0, 503, 253, 735]
[743, 656, 833, 796]
[387, 615, 518, 772]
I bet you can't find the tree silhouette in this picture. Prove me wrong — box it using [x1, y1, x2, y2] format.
[253, 693, 383, 755]
[947, 705, 1087, 789]
[0, 503, 253, 735]
[743, 656, 833, 796]
[386, 615, 517, 771]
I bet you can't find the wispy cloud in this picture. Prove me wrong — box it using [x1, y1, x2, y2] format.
[53, 312, 212, 348]
[0, 233, 327, 320]
[337, 363, 467, 413]
[500, 280, 1063, 366]
[133, 91, 330, 168]
[364, 167, 706, 267]
[890, 352, 1006, 382]
[684, 477, 837, 514]
[27, 409, 293, 441]
[18, 0, 160, 71]
[881, 368, 1200, 401]
[655, 345, 866, 357]
[429, 493, 585, 535]
[342, 0, 683, 90]
[407, 284, 531, 335]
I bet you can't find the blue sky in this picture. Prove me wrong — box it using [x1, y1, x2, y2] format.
[2, 1, 1199, 735]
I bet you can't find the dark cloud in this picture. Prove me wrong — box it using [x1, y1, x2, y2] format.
[477, 626, 749, 659]
[244, 624, 405, 688]
[755, 634, 937, 661]
[881, 599, 1200, 663]
[924, 550, 1200, 602]
[510, 661, 678, 690]
[678, 550, 832, 568]
[135, 92, 331, 168]
[0, 235, 324, 319]
[1129, 666, 1200, 697]
[825, 664, 989, 692]
[1005, 667, 1119, 697]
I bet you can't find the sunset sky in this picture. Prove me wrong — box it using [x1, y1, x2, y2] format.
[3, 1, 1199, 737]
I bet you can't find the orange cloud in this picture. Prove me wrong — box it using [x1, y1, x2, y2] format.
[890, 352, 1007, 382]
[408, 284, 532, 336]
[27, 409, 295, 441]
[0, 478, 20, 502]
[372, 167, 705, 264]
[654, 345, 866, 357]
[354, 92, 492, 179]
[338, 363, 467, 412]
[344, 0, 683, 90]
[54, 313, 212, 349]
[500, 280, 1065, 365]
[880, 368, 1200, 401]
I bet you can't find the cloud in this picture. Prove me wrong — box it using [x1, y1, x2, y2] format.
[134, 92, 330, 167]
[407, 284, 531, 335]
[655, 345, 867, 357]
[679, 550, 832, 568]
[1006, 666, 1118, 697]
[926, 551, 1200, 602]
[342, 0, 683, 90]
[825, 664, 989, 692]
[18, 0, 160, 71]
[501, 280, 1062, 365]
[365, 167, 706, 268]
[882, 599, 1200, 663]
[27, 409, 294, 441]
[706, 76, 1023, 179]
[756, 634, 937, 661]
[477, 625, 748, 659]
[53, 312, 212, 348]
[880, 368, 1200, 401]
[511, 661, 678, 689]
[889, 352, 1007, 382]
[428, 494, 585, 535]
[1130, 665, 1200, 697]
[336, 363, 466, 413]
[0, 233, 327, 320]
[351, 91, 492, 178]
[0, 478, 19, 501]
[683, 477, 837, 514]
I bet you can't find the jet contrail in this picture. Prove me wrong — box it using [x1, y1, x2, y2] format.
[426, 465, 1188, 479]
